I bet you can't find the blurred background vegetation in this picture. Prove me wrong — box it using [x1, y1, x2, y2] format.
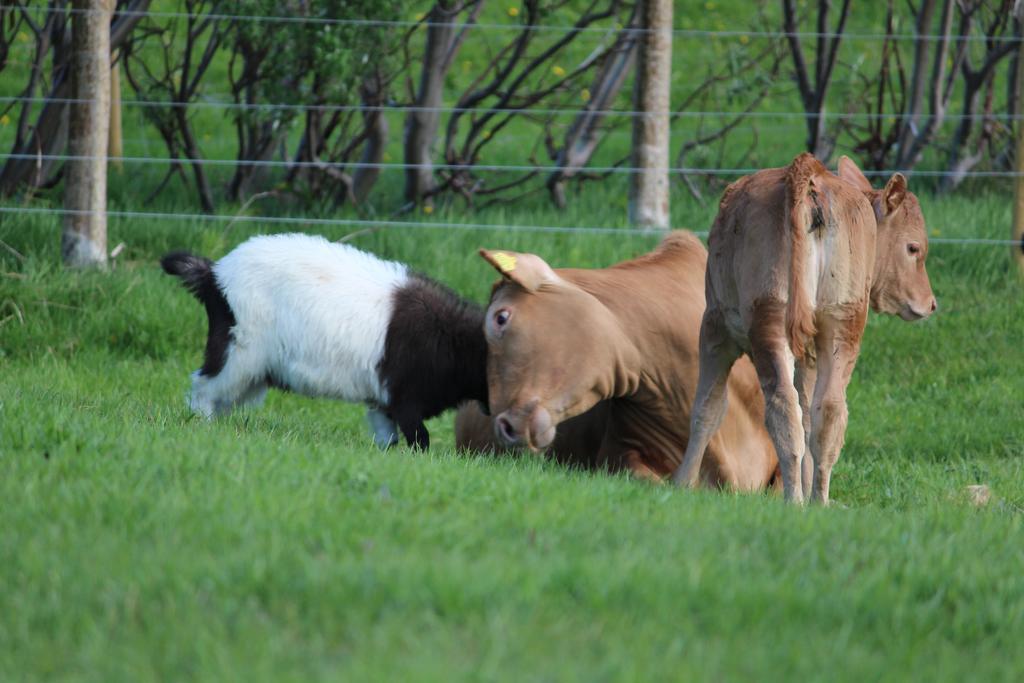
[0, 0, 1018, 221]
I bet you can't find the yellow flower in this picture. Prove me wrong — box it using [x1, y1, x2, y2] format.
[551, 65, 566, 77]
[705, 1, 716, 9]
[507, 6, 519, 17]
[0, 114, 9, 126]
[17, 31, 28, 43]
[739, 34, 749, 45]
[463, 59, 473, 73]
[931, 228, 941, 237]
[423, 204, 434, 214]
[483, 129, 492, 139]
[580, 88, 591, 103]
[414, 11, 425, 20]
[383, 152, 392, 162]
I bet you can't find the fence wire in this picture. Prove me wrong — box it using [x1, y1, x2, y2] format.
[3, 152, 1022, 179]
[2, 7, 1020, 251]
[3, 95, 1021, 122]
[1, 206, 1018, 247]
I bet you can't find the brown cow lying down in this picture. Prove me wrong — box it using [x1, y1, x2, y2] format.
[673, 153, 936, 505]
[456, 231, 778, 490]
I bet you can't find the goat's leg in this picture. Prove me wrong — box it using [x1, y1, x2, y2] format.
[366, 407, 400, 449]
[392, 403, 429, 450]
[188, 345, 263, 418]
[809, 323, 861, 505]
[673, 311, 741, 488]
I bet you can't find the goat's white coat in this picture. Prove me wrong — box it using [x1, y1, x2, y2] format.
[187, 233, 410, 419]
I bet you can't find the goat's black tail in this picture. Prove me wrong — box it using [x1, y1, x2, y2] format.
[161, 251, 215, 298]
[161, 250, 236, 376]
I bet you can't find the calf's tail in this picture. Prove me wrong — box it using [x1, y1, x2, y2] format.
[784, 153, 820, 360]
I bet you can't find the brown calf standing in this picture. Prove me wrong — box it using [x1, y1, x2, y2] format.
[673, 153, 936, 504]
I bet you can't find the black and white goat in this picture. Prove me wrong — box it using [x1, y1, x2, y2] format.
[161, 233, 488, 449]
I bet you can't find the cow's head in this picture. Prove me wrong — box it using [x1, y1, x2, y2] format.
[838, 156, 937, 321]
[477, 248, 635, 452]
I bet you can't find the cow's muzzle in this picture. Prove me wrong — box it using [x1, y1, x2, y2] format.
[901, 297, 937, 321]
[494, 402, 555, 452]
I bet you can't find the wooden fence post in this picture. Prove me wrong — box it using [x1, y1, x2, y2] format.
[628, 0, 673, 230]
[63, 0, 111, 268]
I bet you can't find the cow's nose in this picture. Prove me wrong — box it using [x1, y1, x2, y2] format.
[496, 414, 518, 444]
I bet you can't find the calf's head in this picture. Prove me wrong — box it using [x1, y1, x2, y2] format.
[478, 249, 635, 452]
[838, 156, 937, 321]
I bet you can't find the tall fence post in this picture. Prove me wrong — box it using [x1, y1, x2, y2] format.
[1014, 0, 1024, 274]
[628, 0, 673, 230]
[63, 0, 111, 268]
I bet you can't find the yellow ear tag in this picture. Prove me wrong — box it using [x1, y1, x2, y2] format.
[492, 251, 517, 273]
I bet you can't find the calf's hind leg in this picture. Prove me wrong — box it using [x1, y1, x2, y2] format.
[808, 321, 862, 505]
[748, 307, 806, 504]
[795, 360, 816, 500]
[673, 311, 741, 488]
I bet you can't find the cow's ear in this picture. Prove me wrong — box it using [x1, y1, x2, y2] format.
[880, 172, 907, 217]
[479, 249, 559, 293]
[837, 155, 872, 192]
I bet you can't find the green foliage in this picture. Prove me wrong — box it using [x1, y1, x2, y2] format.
[230, 0, 407, 112]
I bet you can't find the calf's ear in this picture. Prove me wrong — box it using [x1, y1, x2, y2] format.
[479, 249, 560, 293]
[837, 155, 872, 192]
[879, 173, 907, 217]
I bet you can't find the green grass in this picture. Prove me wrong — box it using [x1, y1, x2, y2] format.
[3, 184, 1024, 681]
[3, 3, 1024, 677]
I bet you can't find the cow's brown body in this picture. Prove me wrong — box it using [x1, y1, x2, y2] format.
[673, 153, 936, 504]
[462, 231, 778, 490]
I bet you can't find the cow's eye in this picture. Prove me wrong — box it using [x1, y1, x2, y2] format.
[907, 242, 921, 256]
[494, 309, 511, 327]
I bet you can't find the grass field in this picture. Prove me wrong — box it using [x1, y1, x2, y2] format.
[3, 1, 1024, 678]
[3, 183, 1024, 681]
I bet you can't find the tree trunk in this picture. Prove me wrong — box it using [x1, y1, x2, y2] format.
[628, 0, 672, 230]
[899, 0, 957, 168]
[0, 0, 149, 197]
[62, 0, 110, 268]
[781, 0, 850, 161]
[403, 0, 482, 205]
[176, 106, 216, 213]
[107, 0, 122, 171]
[896, 0, 937, 167]
[108, 55, 122, 170]
[1013, 1, 1024, 273]
[353, 74, 389, 204]
[939, 73, 985, 192]
[548, 17, 639, 208]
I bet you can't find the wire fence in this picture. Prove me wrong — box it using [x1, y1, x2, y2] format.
[2, 6, 1020, 251]
[4, 95, 1023, 122]
[2, 151, 1023, 179]
[1, 206, 1017, 247]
